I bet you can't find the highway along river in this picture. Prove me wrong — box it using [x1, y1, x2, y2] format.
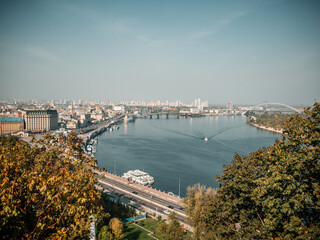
[95, 116, 278, 197]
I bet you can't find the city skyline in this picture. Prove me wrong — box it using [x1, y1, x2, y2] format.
[1, 0, 320, 105]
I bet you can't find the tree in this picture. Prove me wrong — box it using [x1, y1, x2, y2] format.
[182, 184, 217, 240]
[97, 225, 112, 240]
[184, 102, 320, 239]
[249, 112, 296, 131]
[0, 134, 104, 239]
[108, 218, 123, 240]
[157, 212, 184, 240]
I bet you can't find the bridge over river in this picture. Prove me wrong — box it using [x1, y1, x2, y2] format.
[141, 112, 203, 119]
[243, 102, 302, 116]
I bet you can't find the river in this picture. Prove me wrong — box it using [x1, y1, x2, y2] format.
[95, 116, 279, 197]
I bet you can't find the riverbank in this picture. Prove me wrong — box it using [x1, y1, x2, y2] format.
[249, 122, 282, 134]
[77, 115, 124, 145]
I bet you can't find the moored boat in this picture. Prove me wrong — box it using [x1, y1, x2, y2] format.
[122, 169, 154, 186]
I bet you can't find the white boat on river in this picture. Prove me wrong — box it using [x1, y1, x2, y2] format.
[122, 169, 154, 186]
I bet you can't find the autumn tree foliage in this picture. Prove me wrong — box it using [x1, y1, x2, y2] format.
[248, 112, 296, 131]
[158, 212, 184, 240]
[184, 102, 320, 239]
[0, 133, 103, 239]
[108, 217, 123, 240]
[182, 184, 217, 240]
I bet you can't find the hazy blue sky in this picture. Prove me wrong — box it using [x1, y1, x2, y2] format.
[0, 0, 319, 105]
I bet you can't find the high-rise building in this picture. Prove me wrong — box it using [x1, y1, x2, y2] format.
[202, 101, 209, 108]
[194, 98, 205, 110]
[226, 101, 233, 110]
[22, 109, 58, 132]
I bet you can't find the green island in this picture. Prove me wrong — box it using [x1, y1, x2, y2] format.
[1, 102, 319, 239]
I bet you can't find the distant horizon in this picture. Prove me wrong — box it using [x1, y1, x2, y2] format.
[0, 97, 313, 108]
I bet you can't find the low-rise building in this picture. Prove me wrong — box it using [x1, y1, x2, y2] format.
[66, 119, 79, 129]
[80, 113, 91, 127]
[113, 106, 125, 112]
[0, 117, 24, 135]
[91, 113, 103, 122]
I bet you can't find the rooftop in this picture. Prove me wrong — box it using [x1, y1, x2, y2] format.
[0, 117, 24, 122]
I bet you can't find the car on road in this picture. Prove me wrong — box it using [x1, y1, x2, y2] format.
[132, 191, 138, 194]
[149, 195, 154, 199]
[164, 210, 171, 215]
[168, 205, 174, 209]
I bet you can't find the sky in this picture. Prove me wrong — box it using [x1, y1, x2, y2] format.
[0, 0, 319, 106]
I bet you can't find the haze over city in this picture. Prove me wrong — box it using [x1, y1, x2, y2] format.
[1, 0, 319, 105]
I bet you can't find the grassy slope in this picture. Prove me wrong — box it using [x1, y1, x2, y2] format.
[122, 223, 155, 240]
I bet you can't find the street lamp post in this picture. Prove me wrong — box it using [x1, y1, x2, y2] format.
[179, 177, 181, 198]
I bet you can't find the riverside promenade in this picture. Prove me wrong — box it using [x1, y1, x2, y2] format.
[93, 168, 193, 232]
[93, 168, 182, 205]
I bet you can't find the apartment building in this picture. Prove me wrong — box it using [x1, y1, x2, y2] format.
[22, 109, 58, 132]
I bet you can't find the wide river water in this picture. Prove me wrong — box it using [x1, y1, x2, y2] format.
[95, 116, 279, 197]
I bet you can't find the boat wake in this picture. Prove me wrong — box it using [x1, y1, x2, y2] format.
[154, 125, 244, 142]
[153, 124, 248, 154]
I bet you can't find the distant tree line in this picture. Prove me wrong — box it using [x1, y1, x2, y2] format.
[247, 112, 299, 130]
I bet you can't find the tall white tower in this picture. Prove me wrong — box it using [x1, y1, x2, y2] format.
[226, 100, 233, 110]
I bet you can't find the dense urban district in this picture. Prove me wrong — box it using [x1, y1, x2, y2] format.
[0, 99, 319, 240]
[0, 98, 303, 136]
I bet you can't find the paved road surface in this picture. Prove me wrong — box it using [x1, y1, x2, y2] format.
[94, 170, 189, 226]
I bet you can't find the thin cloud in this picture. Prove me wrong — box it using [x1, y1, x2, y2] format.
[191, 11, 248, 40]
[217, 11, 247, 26]
[0, 33, 25, 50]
[66, 3, 136, 37]
[0, 34, 67, 65]
[25, 46, 67, 65]
[192, 31, 213, 40]
[136, 35, 150, 42]
[65, 3, 160, 47]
